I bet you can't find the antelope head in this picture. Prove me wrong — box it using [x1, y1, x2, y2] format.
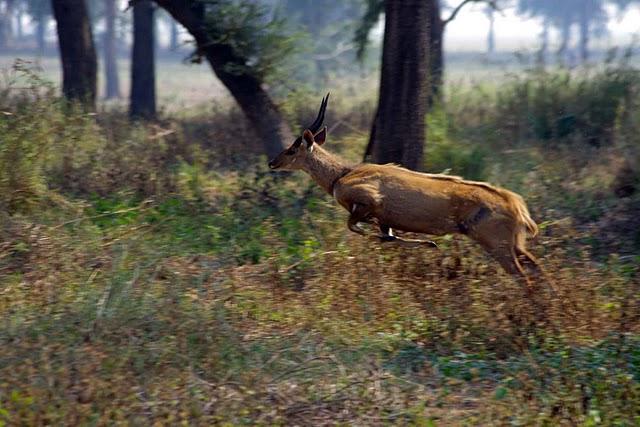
[268, 94, 329, 171]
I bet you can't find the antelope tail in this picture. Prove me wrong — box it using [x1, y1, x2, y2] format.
[510, 193, 538, 237]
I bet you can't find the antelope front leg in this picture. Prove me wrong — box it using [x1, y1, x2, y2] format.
[347, 203, 371, 235]
[379, 225, 438, 248]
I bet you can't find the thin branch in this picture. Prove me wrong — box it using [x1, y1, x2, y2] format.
[312, 41, 354, 61]
[443, 0, 499, 27]
[443, 0, 474, 26]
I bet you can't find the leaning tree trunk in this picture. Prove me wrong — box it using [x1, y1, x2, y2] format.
[370, 0, 430, 170]
[130, 0, 156, 119]
[52, 0, 97, 108]
[103, 0, 120, 99]
[153, 0, 290, 159]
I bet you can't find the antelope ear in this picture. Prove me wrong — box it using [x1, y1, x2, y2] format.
[313, 127, 327, 145]
[303, 129, 315, 148]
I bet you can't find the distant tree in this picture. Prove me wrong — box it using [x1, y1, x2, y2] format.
[130, 0, 155, 119]
[577, 0, 607, 62]
[518, 0, 608, 64]
[153, 0, 295, 158]
[486, 5, 495, 55]
[169, 16, 178, 50]
[280, 0, 363, 80]
[0, 0, 16, 49]
[27, 0, 51, 52]
[104, 0, 120, 99]
[14, 0, 23, 40]
[52, 0, 97, 108]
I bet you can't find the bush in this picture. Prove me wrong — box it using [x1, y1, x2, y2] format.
[493, 59, 640, 146]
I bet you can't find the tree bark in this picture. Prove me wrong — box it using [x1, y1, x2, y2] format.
[369, 0, 430, 170]
[153, 0, 290, 159]
[130, 0, 156, 119]
[52, 0, 97, 108]
[103, 0, 120, 99]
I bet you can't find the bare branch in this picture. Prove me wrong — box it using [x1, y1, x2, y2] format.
[443, 0, 500, 27]
[312, 41, 354, 61]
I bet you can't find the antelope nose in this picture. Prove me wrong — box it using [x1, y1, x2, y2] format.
[268, 160, 276, 169]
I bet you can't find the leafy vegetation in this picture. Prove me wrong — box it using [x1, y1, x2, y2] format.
[1, 61, 639, 425]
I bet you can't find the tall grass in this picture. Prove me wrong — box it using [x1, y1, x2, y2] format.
[0, 61, 639, 425]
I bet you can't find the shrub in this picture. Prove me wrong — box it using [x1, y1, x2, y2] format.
[493, 60, 640, 146]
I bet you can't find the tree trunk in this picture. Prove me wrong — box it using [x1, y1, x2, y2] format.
[103, 0, 120, 99]
[153, 0, 290, 159]
[428, 0, 443, 108]
[52, 0, 97, 108]
[369, 0, 430, 170]
[579, 5, 589, 63]
[0, 0, 15, 49]
[539, 18, 549, 63]
[130, 0, 156, 119]
[486, 7, 495, 55]
[36, 12, 46, 53]
[169, 19, 178, 50]
[15, 7, 22, 40]
[557, 17, 571, 65]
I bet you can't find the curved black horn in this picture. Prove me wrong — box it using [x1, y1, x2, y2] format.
[308, 93, 330, 133]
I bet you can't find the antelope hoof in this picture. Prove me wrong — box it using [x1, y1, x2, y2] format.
[379, 235, 397, 243]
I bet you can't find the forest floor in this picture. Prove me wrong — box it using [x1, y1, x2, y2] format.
[0, 58, 639, 425]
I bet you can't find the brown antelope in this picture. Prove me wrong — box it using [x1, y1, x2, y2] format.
[268, 94, 544, 286]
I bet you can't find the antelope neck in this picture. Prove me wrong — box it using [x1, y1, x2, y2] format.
[302, 146, 352, 195]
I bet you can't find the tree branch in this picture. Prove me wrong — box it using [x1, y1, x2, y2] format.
[443, 0, 499, 27]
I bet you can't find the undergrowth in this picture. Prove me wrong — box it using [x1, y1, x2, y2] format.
[0, 62, 639, 425]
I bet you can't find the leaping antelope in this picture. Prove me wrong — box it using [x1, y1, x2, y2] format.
[268, 94, 544, 286]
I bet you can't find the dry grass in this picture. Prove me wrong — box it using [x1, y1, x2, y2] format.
[1, 63, 639, 425]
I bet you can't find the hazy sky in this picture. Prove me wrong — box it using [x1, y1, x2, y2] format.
[445, 3, 640, 52]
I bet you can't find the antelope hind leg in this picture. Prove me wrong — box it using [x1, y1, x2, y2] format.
[377, 225, 438, 248]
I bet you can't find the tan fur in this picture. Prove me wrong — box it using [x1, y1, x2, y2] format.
[269, 124, 542, 287]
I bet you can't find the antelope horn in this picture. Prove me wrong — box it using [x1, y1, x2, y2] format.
[308, 93, 330, 133]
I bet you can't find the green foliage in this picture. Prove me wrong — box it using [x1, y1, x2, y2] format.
[354, 0, 383, 61]
[425, 103, 487, 180]
[0, 62, 61, 213]
[494, 59, 640, 146]
[198, 0, 303, 82]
